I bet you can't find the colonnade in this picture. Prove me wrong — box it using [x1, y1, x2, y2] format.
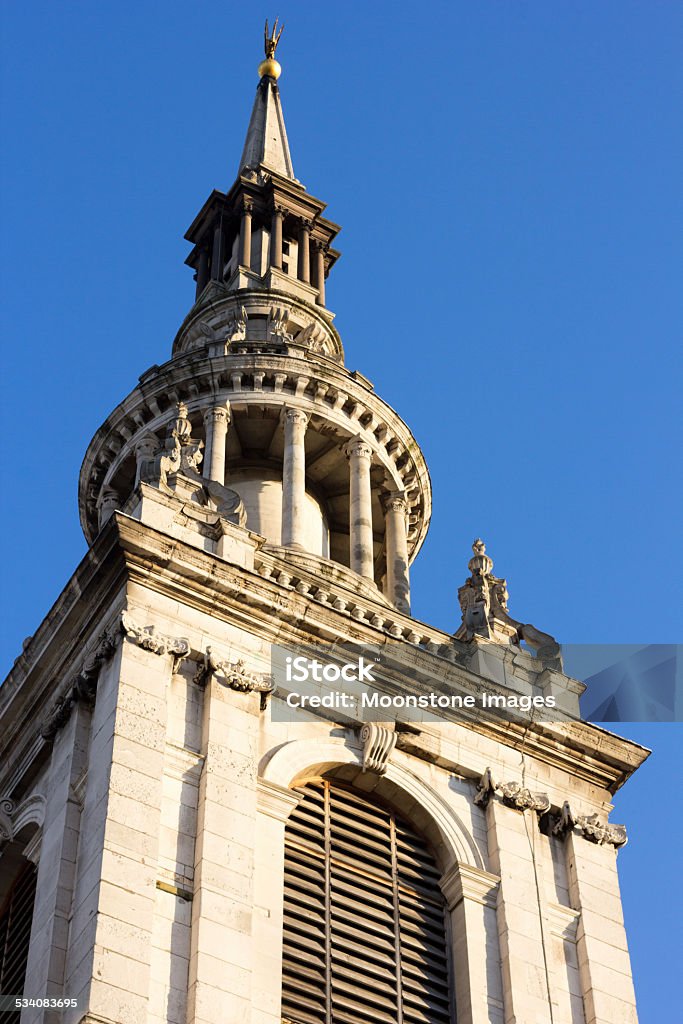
[197, 203, 328, 306]
[201, 401, 411, 610]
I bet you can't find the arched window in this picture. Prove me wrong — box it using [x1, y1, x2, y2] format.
[282, 779, 453, 1024]
[0, 861, 37, 1023]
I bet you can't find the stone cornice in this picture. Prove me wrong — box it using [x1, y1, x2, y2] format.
[0, 514, 650, 798]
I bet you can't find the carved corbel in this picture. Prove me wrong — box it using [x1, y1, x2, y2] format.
[552, 801, 627, 847]
[41, 624, 121, 740]
[473, 767, 497, 808]
[474, 768, 550, 813]
[359, 724, 397, 775]
[121, 612, 190, 668]
[498, 781, 550, 813]
[194, 647, 274, 709]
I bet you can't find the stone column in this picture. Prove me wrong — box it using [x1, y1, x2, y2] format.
[270, 206, 284, 270]
[313, 242, 326, 305]
[346, 436, 375, 580]
[440, 863, 503, 1024]
[98, 487, 120, 530]
[196, 248, 210, 297]
[297, 220, 311, 283]
[211, 224, 224, 281]
[134, 433, 159, 487]
[240, 202, 253, 268]
[566, 831, 638, 1024]
[382, 491, 410, 613]
[281, 408, 309, 549]
[203, 403, 230, 486]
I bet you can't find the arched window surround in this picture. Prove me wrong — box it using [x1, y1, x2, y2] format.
[254, 735, 501, 1024]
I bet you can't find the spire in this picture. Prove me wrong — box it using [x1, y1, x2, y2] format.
[239, 19, 295, 180]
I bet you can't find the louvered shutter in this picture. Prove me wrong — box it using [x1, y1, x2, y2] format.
[0, 862, 38, 1022]
[282, 781, 452, 1024]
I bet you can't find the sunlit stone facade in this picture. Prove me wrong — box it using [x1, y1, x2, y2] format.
[1, 31, 645, 1024]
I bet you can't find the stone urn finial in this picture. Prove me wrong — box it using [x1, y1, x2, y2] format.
[468, 538, 493, 576]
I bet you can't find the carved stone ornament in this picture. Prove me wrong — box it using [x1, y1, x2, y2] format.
[136, 403, 204, 490]
[41, 625, 121, 740]
[193, 647, 274, 702]
[296, 320, 326, 351]
[474, 768, 550, 813]
[552, 801, 627, 847]
[121, 612, 190, 658]
[0, 799, 14, 843]
[359, 723, 397, 775]
[344, 437, 373, 461]
[225, 305, 248, 345]
[498, 781, 551, 814]
[455, 539, 562, 669]
[269, 306, 293, 343]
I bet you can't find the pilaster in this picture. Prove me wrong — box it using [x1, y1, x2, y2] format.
[486, 799, 554, 1023]
[440, 862, 503, 1024]
[21, 703, 91, 1024]
[566, 833, 637, 1024]
[187, 677, 261, 1024]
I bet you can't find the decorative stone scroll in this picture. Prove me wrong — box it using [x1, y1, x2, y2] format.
[269, 306, 293, 343]
[296, 320, 326, 351]
[474, 768, 550, 813]
[0, 799, 14, 843]
[359, 724, 397, 775]
[552, 801, 628, 847]
[121, 612, 190, 658]
[193, 647, 274, 704]
[0, 795, 46, 851]
[41, 625, 121, 740]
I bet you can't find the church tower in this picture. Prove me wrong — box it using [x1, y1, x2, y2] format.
[1, 26, 646, 1024]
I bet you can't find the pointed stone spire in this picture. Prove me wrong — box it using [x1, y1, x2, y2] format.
[239, 19, 295, 180]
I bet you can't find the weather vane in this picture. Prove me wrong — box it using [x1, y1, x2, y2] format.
[264, 18, 284, 59]
[259, 18, 284, 79]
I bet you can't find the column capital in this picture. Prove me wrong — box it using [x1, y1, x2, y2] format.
[345, 436, 373, 461]
[440, 862, 500, 911]
[241, 197, 254, 214]
[299, 217, 312, 231]
[204, 402, 230, 426]
[280, 406, 309, 428]
[381, 490, 408, 515]
[273, 203, 286, 217]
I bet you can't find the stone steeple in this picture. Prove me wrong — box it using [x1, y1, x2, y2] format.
[182, 30, 340, 315]
[77, 30, 432, 614]
[239, 74, 295, 180]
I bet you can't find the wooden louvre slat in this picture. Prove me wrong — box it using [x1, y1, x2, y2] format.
[0, 862, 37, 1024]
[282, 780, 453, 1024]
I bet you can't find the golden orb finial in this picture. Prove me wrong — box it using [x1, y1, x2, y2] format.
[259, 17, 283, 79]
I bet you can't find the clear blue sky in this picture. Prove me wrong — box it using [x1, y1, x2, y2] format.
[1, 2, 681, 1019]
